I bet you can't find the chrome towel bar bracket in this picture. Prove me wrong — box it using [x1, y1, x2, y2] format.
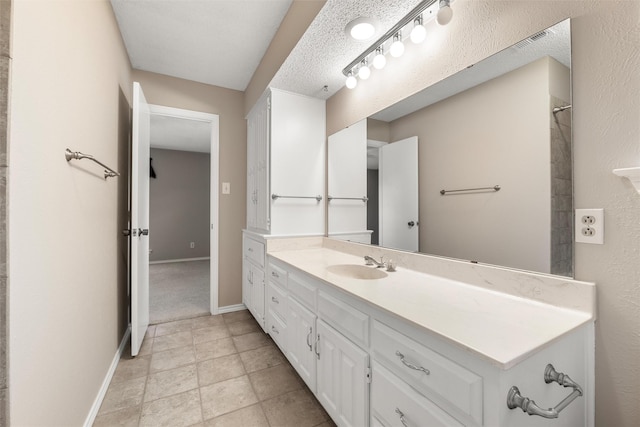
[65, 148, 120, 179]
[507, 364, 583, 419]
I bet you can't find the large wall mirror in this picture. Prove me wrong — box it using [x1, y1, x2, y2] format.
[328, 19, 573, 277]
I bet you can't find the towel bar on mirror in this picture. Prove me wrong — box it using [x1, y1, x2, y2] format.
[271, 193, 323, 202]
[65, 148, 120, 179]
[440, 185, 500, 195]
[507, 364, 583, 419]
[327, 196, 368, 202]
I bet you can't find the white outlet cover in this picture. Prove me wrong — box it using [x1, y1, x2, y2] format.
[222, 182, 231, 194]
[575, 208, 604, 244]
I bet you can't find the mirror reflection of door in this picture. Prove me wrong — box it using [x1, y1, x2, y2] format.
[378, 137, 419, 252]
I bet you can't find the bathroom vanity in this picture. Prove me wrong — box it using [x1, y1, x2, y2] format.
[248, 236, 595, 427]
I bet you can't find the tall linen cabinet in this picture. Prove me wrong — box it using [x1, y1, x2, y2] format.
[243, 88, 326, 329]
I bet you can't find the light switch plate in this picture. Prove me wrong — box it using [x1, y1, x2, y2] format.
[575, 208, 604, 244]
[222, 182, 231, 194]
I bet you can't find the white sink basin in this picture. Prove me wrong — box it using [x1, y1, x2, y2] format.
[326, 264, 388, 280]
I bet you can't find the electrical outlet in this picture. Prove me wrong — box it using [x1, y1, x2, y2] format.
[190, 242, 195, 249]
[575, 209, 604, 244]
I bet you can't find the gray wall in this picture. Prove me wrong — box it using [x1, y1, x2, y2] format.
[149, 148, 210, 262]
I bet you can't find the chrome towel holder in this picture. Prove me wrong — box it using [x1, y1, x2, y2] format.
[271, 193, 323, 202]
[507, 364, 583, 419]
[440, 185, 500, 195]
[65, 148, 120, 179]
[327, 196, 368, 203]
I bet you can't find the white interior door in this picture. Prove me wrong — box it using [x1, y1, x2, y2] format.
[131, 82, 151, 356]
[379, 136, 419, 252]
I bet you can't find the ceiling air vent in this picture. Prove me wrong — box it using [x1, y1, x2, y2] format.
[513, 29, 550, 49]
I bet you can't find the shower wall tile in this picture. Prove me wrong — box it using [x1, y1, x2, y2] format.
[0, 57, 8, 168]
[0, 2, 9, 425]
[550, 96, 573, 277]
[0, 0, 10, 58]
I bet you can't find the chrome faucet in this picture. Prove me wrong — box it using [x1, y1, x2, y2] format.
[364, 255, 385, 268]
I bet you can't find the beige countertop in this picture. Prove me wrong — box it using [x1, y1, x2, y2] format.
[268, 244, 594, 369]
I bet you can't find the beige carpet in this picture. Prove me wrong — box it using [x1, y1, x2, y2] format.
[149, 260, 210, 324]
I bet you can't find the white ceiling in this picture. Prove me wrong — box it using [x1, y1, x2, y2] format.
[110, 0, 293, 91]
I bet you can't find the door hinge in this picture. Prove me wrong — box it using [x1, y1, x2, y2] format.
[366, 367, 372, 384]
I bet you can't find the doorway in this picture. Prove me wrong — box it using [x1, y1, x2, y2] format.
[148, 105, 220, 323]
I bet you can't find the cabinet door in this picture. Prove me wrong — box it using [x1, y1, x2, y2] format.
[242, 260, 252, 308]
[287, 296, 317, 391]
[255, 95, 270, 231]
[251, 265, 265, 325]
[317, 319, 369, 427]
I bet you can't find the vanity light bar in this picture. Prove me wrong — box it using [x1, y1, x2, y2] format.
[342, 0, 454, 88]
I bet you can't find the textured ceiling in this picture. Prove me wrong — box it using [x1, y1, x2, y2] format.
[110, 0, 292, 91]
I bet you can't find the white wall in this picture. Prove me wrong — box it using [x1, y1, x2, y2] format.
[327, 2, 640, 425]
[328, 119, 368, 237]
[9, 1, 132, 424]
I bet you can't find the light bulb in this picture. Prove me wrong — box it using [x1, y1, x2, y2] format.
[390, 33, 404, 58]
[373, 47, 386, 70]
[346, 72, 357, 89]
[410, 15, 427, 44]
[437, 1, 453, 25]
[358, 60, 371, 80]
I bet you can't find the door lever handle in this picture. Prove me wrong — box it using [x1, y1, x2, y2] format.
[122, 229, 131, 237]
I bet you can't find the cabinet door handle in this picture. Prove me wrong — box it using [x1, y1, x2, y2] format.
[395, 351, 430, 375]
[314, 334, 320, 359]
[306, 327, 313, 351]
[395, 408, 409, 427]
[271, 325, 279, 335]
[271, 296, 279, 304]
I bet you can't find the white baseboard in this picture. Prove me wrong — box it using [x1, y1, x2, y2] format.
[150, 257, 210, 265]
[216, 303, 247, 314]
[84, 326, 131, 427]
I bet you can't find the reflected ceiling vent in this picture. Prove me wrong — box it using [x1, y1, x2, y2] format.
[513, 28, 553, 49]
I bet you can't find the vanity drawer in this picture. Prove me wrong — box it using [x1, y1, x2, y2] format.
[267, 281, 288, 322]
[288, 272, 317, 311]
[268, 261, 287, 288]
[267, 309, 287, 351]
[372, 362, 464, 427]
[318, 290, 369, 348]
[372, 321, 483, 424]
[244, 237, 265, 267]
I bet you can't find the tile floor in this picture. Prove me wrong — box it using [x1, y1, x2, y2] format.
[94, 310, 336, 427]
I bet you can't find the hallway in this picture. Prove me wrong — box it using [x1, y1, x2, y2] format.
[94, 311, 335, 426]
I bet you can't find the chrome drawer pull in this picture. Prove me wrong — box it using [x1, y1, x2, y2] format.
[271, 325, 279, 335]
[306, 327, 313, 351]
[271, 271, 279, 278]
[395, 408, 409, 427]
[395, 351, 430, 375]
[314, 334, 321, 359]
[271, 296, 279, 304]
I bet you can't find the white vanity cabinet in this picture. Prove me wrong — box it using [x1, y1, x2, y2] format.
[242, 233, 266, 331]
[245, 87, 326, 235]
[266, 248, 594, 427]
[266, 257, 371, 427]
